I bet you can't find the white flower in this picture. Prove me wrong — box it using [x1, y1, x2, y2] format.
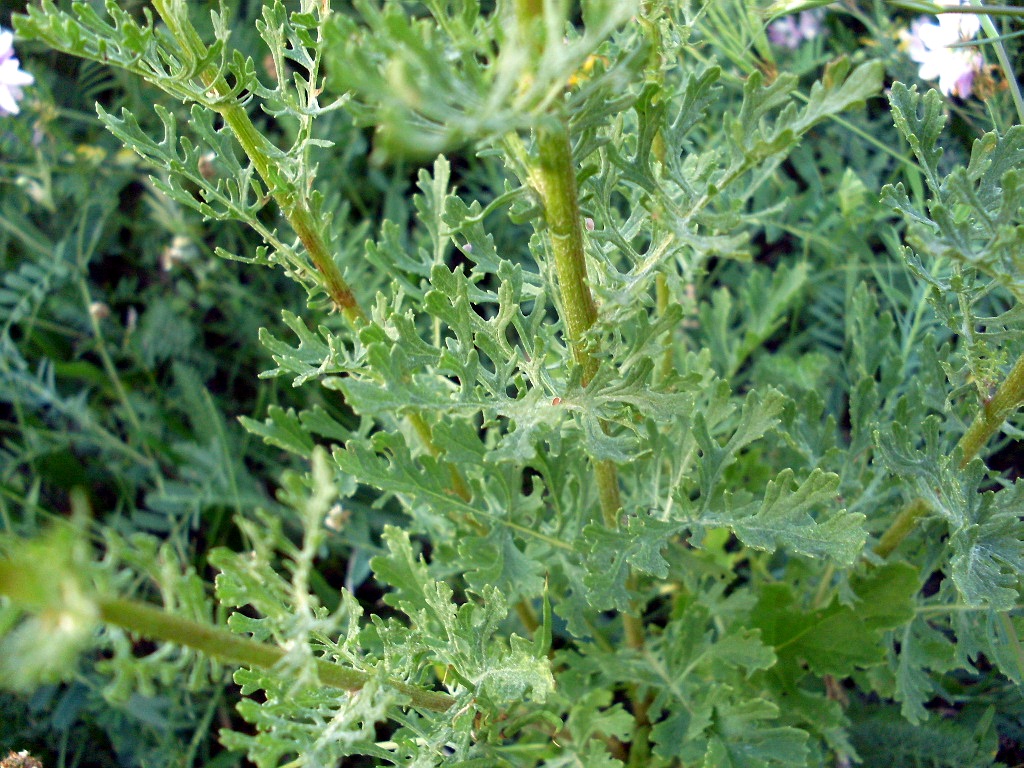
[768, 11, 825, 49]
[900, 2, 983, 98]
[0, 28, 34, 116]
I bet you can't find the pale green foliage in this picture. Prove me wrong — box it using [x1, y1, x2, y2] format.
[325, 0, 641, 157]
[876, 418, 1024, 611]
[0, 526, 100, 691]
[883, 82, 1024, 392]
[3, 1, 1024, 767]
[371, 527, 554, 705]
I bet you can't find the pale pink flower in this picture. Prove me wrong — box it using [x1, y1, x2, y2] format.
[900, 2, 983, 98]
[768, 11, 825, 50]
[0, 28, 34, 116]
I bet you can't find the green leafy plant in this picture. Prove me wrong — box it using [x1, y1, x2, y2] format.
[2, 1, 1024, 766]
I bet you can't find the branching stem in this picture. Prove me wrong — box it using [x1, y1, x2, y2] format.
[148, 2, 485, 516]
[408, 412, 474, 506]
[872, 351, 1024, 562]
[98, 597, 455, 712]
[151, 0, 366, 325]
[957, 350, 1024, 467]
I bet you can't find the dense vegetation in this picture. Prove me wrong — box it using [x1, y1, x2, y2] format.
[2, 1, 1024, 766]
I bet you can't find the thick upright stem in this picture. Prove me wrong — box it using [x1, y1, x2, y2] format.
[529, 119, 647, 761]
[875, 352, 1024, 558]
[514, 0, 544, 26]
[216, 103, 364, 324]
[531, 121, 621, 525]
[408, 412, 473, 504]
[287, 204, 366, 325]
[957, 350, 1024, 467]
[534, 124, 601, 384]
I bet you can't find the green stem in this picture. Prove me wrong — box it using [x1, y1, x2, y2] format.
[811, 563, 836, 609]
[595, 460, 624, 529]
[288, 205, 367, 325]
[78, 277, 164, 494]
[151, 3, 481, 517]
[654, 273, 673, 383]
[874, 498, 931, 559]
[626, 725, 652, 768]
[408, 412, 474, 506]
[97, 597, 455, 712]
[515, 599, 540, 635]
[623, 572, 651, 766]
[970, 0, 1024, 125]
[529, 110, 646, 758]
[533, 123, 600, 383]
[957, 350, 1024, 467]
[530, 121, 622, 526]
[150, 1, 365, 326]
[515, 0, 544, 17]
[931, 3, 1024, 16]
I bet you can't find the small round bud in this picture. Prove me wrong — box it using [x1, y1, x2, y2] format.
[88, 301, 110, 321]
[160, 235, 196, 271]
[198, 151, 217, 179]
[325, 504, 350, 531]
